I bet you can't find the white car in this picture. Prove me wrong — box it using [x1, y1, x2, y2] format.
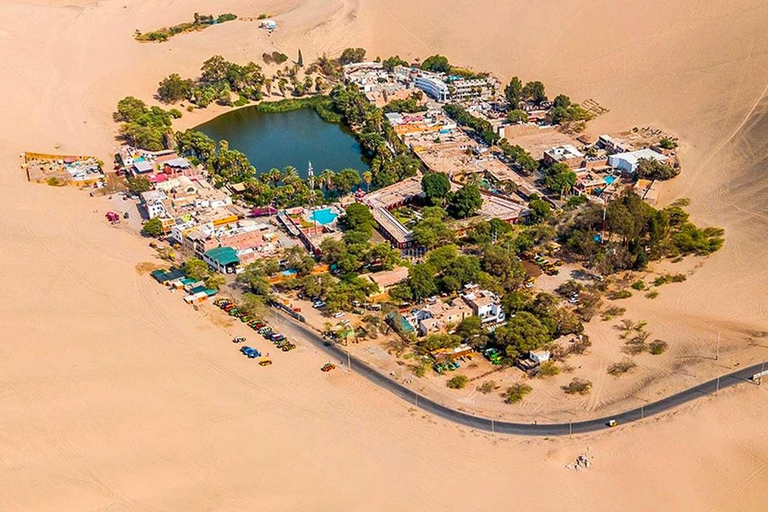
[333, 312, 345, 318]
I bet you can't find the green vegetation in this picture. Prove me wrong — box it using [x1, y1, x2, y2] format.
[254, 95, 341, 123]
[446, 375, 469, 389]
[543, 162, 577, 196]
[539, 360, 560, 377]
[504, 383, 532, 404]
[262, 51, 289, 65]
[382, 55, 409, 72]
[601, 306, 626, 321]
[547, 94, 593, 125]
[561, 190, 724, 274]
[114, 96, 179, 151]
[653, 273, 687, 286]
[658, 137, 678, 150]
[420, 54, 451, 73]
[645, 291, 659, 299]
[608, 290, 632, 300]
[448, 184, 483, 219]
[635, 158, 680, 181]
[182, 257, 226, 290]
[649, 339, 668, 355]
[607, 358, 637, 376]
[631, 280, 646, 291]
[126, 176, 152, 194]
[477, 380, 499, 394]
[506, 109, 529, 123]
[339, 47, 367, 64]
[329, 83, 422, 187]
[383, 92, 427, 113]
[443, 103, 500, 145]
[141, 217, 164, 237]
[135, 12, 237, 43]
[156, 55, 266, 107]
[521, 81, 547, 105]
[504, 77, 523, 107]
[498, 140, 538, 175]
[562, 378, 592, 395]
[421, 173, 451, 206]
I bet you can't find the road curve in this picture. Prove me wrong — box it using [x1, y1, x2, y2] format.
[274, 310, 764, 436]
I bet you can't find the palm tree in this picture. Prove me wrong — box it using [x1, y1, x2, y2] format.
[315, 76, 324, 94]
[281, 166, 299, 184]
[278, 78, 288, 97]
[264, 78, 273, 97]
[362, 171, 372, 192]
[319, 169, 335, 192]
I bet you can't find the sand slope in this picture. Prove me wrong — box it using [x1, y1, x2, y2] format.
[1, 0, 768, 510]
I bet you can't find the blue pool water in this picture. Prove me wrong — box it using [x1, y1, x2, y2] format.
[309, 208, 338, 225]
[604, 175, 616, 185]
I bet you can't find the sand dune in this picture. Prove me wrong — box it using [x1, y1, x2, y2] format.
[2, 0, 768, 510]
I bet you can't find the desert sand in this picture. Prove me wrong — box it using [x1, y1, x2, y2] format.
[2, 0, 768, 510]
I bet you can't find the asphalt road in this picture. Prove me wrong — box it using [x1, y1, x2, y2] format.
[274, 310, 766, 436]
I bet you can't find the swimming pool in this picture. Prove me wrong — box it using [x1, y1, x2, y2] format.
[309, 207, 338, 225]
[604, 175, 616, 185]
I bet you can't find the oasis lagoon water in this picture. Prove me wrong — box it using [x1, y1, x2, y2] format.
[196, 107, 369, 177]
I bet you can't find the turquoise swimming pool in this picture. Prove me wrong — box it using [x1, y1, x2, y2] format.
[309, 207, 338, 225]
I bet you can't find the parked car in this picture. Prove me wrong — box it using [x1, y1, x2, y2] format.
[333, 312, 345, 318]
[240, 346, 261, 358]
[270, 333, 286, 342]
[232, 336, 246, 344]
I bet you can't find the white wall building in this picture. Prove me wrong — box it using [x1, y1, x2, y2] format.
[414, 74, 449, 102]
[461, 287, 505, 324]
[608, 148, 669, 173]
[140, 190, 169, 219]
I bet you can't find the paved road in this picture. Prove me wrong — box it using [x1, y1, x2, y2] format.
[274, 310, 766, 436]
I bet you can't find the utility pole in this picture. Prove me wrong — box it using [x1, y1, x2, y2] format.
[716, 331, 721, 361]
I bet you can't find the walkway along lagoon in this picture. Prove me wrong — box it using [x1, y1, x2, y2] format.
[196, 106, 370, 177]
[273, 309, 766, 436]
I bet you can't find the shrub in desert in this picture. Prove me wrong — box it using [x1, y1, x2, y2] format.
[601, 306, 626, 321]
[624, 331, 650, 355]
[649, 339, 669, 355]
[504, 383, 532, 404]
[447, 375, 469, 389]
[608, 290, 632, 300]
[562, 378, 592, 395]
[608, 358, 637, 376]
[538, 360, 560, 378]
[631, 280, 646, 291]
[477, 380, 499, 394]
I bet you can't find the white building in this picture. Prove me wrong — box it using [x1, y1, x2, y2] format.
[461, 286, 505, 324]
[608, 148, 669, 173]
[529, 350, 551, 364]
[414, 74, 449, 102]
[140, 190, 169, 219]
[447, 78, 490, 100]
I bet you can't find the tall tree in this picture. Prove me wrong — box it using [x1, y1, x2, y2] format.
[504, 76, 523, 107]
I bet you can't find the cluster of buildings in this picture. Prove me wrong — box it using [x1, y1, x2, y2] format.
[277, 205, 343, 255]
[401, 284, 505, 337]
[342, 62, 496, 106]
[117, 145, 285, 275]
[23, 152, 104, 186]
